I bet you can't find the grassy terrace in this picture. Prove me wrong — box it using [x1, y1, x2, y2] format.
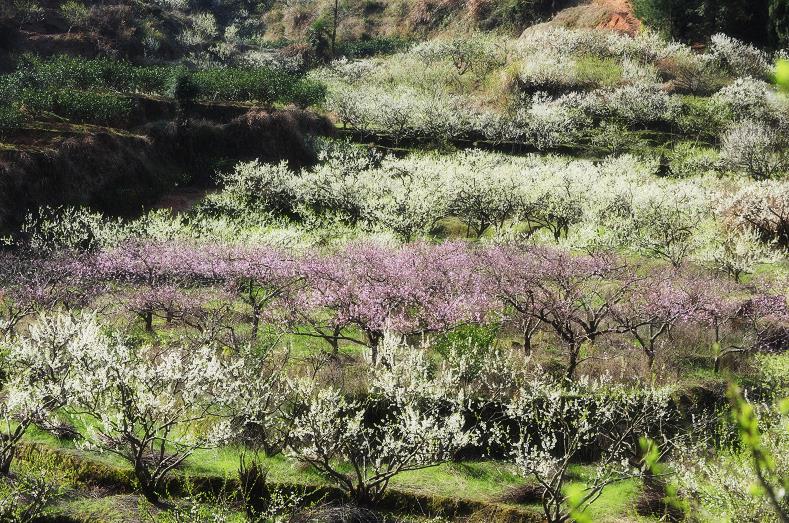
[21, 425, 659, 523]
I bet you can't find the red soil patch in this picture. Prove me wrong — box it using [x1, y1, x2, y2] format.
[529, 0, 642, 37]
[592, 0, 641, 35]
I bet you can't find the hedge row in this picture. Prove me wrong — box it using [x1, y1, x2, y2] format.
[0, 55, 326, 128]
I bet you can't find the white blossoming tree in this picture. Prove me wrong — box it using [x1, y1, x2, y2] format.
[0, 311, 89, 475]
[699, 225, 780, 282]
[611, 185, 710, 267]
[720, 120, 788, 180]
[66, 335, 240, 505]
[287, 334, 476, 504]
[505, 377, 671, 523]
[216, 344, 291, 456]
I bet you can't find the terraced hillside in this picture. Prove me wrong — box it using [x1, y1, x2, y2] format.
[0, 1, 787, 522]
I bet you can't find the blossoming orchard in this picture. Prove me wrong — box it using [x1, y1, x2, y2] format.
[0, 5, 788, 522]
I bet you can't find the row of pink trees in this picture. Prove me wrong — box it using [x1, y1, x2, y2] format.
[1, 241, 786, 377]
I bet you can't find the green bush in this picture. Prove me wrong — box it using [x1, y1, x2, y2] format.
[433, 324, 499, 360]
[167, 71, 200, 103]
[675, 96, 732, 140]
[3, 55, 326, 123]
[770, 0, 789, 48]
[17, 54, 130, 91]
[633, 0, 770, 45]
[0, 75, 21, 105]
[14, 55, 177, 95]
[288, 78, 327, 108]
[189, 67, 325, 106]
[19, 88, 132, 124]
[575, 56, 623, 88]
[336, 36, 412, 58]
[132, 65, 181, 94]
[0, 105, 24, 133]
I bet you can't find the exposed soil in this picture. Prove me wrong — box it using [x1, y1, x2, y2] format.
[0, 108, 334, 233]
[592, 0, 641, 35]
[525, 0, 641, 37]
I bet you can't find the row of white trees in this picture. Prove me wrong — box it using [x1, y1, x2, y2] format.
[319, 29, 788, 164]
[1, 312, 672, 521]
[193, 150, 784, 277]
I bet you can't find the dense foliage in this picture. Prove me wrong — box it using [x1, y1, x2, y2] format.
[0, 54, 326, 127]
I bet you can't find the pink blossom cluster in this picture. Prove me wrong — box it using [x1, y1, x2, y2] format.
[2, 241, 787, 367]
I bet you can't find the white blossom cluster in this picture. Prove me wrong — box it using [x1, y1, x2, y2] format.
[190, 148, 784, 273]
[316, 29, 788, 151]
[0, 309, 680, 509]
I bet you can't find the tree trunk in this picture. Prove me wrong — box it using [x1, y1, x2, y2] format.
[138, 473, 162, 506]
[0, 451, 13, 476]
[251, 308, 260, 341]
[646, 347, 655, 369]
[144, 310, 153, 332]
[328, 333, 340, 357]
[367, 330, 383, 362]
[566, 343, 579, 381]
[523, 330, 532, 356]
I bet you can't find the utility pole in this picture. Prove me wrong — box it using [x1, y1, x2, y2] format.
[331, 0, 339, 56]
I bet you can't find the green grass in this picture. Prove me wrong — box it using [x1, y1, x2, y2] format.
[567, 465, 655, 522]
[24, 425, 524, 502]
[48, 495, 145, 523]
[22, 431, 656, 522]
[186, 447, 524, 503]
[390, 461, 524, 501]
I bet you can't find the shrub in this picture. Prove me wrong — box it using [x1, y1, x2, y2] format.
[666, 141, 720, 177]
[632, 0, 770, 48]
[433, 324, 498, 360]
[675, 96, 731, 139]
[412, 34, 508, 80]
[588, 121, 646, 155]
[658, 52, 727, 95]
[132, 65, 179, 94]
[336, 36, 412, 58]
[189, 67, 325, 106]
[518, 54, 583, 92]
[7, 56, 325, 107]
[59, 0, 90, 32]
[708, 33, 771, 79]
[595, 83, 678, 125]
[673, 395, 789, 522]
[167, 70, 200, 106]
[713, 77, 782, 122]
[771, 0, 789, 48]
[17, 54, 132, 91]
[0, 457, 67, 522]
[19, 88, 132, 124]
[720, 120, 789, 180]
[0, 105, 24, 134]
[288, 78, 327, 108]
[177, 12, 219, 49]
